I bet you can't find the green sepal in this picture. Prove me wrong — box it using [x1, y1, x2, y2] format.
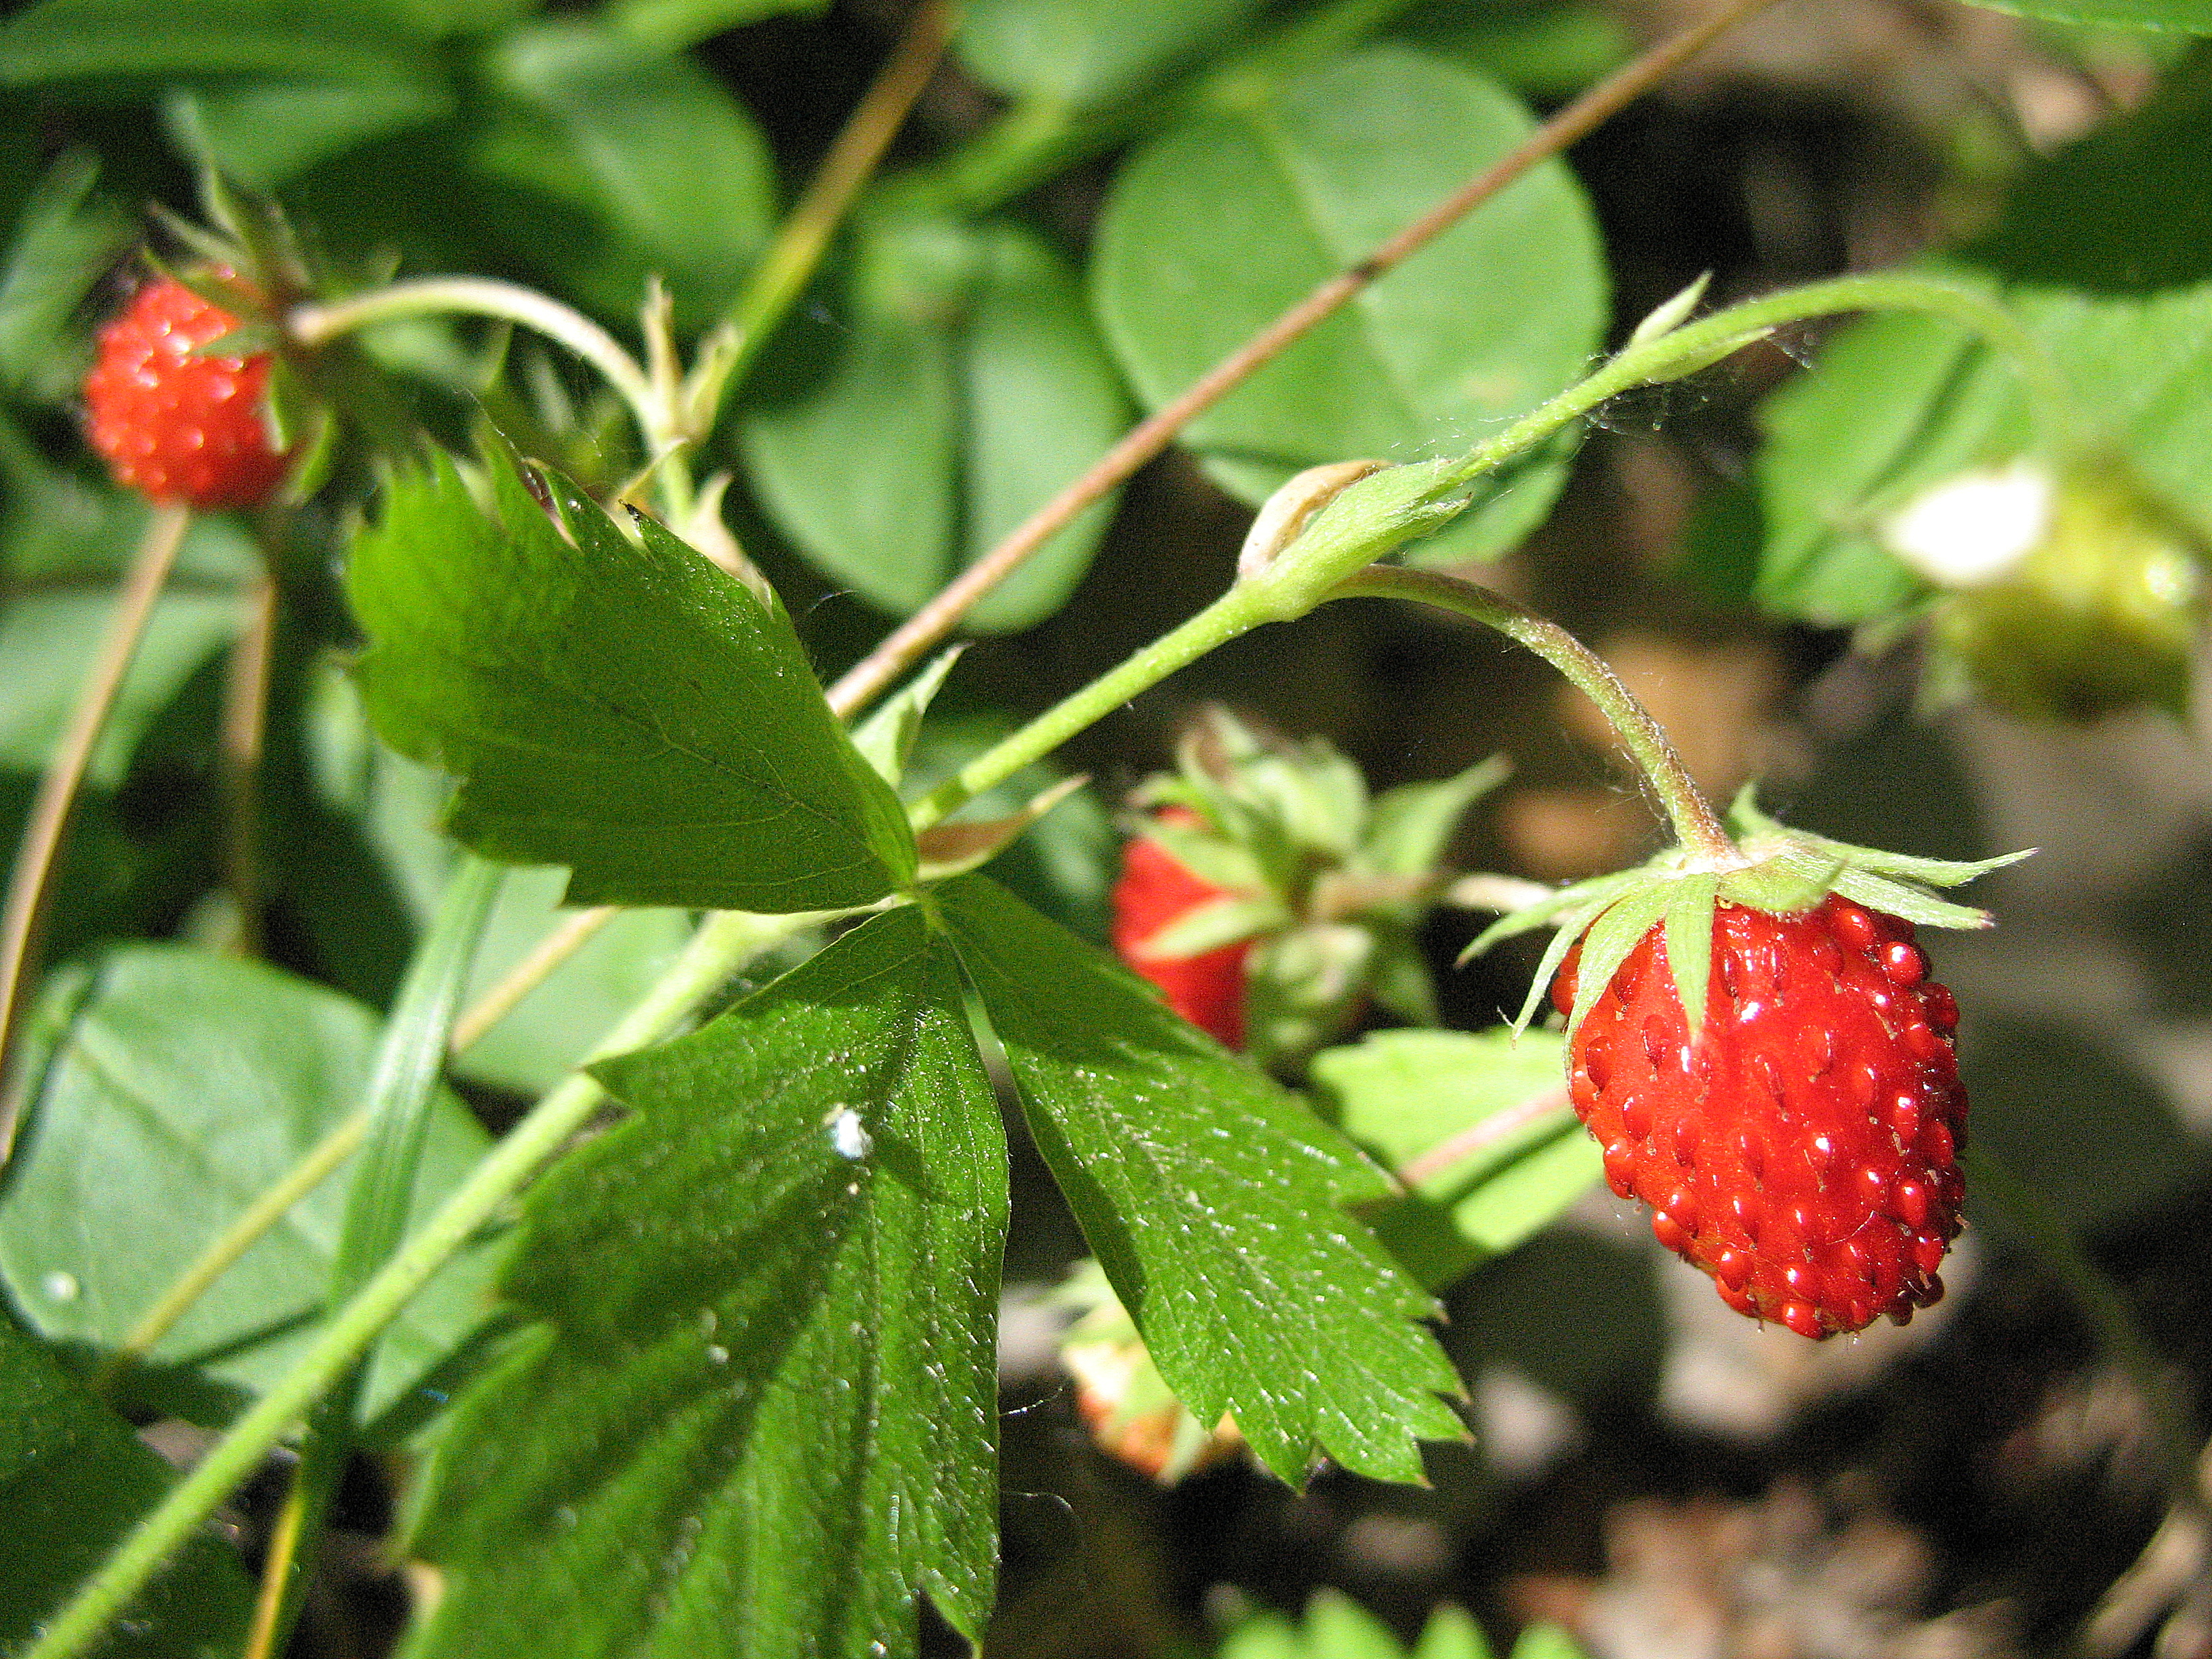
[1462, 869, 1644, 961]
[1564, 882, 1679, 1040]
[1727, 786, 2034, 899]
[851, 646, 964, 790]
[1362, 756, 1511, 880]
[1660, 873, 1719, 1035]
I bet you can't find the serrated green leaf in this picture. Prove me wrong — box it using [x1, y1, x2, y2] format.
[939, 875, 1465, 1485]
[742, 215, 1128, 632]
[0, 1313, 254, 1656]
[1313, 1028, 1592, 1286]
[1092, 45, 1605, 554]
[0, 946, 501, 1430]
[1659, 872, 1717, 1032]
[347, 445, 917, 911]
[473, 19, 774, 329]
[407, 908, 1006, 1658]
[1362, 755, 1510, 878]
[956, 0, 1270, 106]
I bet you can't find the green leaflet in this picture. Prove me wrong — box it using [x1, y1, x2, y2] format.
[347, 443, 917, 912]
[406, 908, 1006, 1658]
[0, 1315, 253, 1655]
[939, 875, 1465, 1485]
[0, 946, 502, 1431]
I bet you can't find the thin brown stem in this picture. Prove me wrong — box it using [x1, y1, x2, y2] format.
[220, 573, 276, 957]
[449, 903, 619, 1054]
[823, 0, 1785, 720]
[705, 0, 958, 415]
[1396, 1088, 1570, 1190]
[0, 504, 191, 1164]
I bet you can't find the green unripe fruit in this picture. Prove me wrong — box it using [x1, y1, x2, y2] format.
[1886, 462, 2205, 722]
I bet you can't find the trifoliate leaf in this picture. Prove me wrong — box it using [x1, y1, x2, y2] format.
[348, 445, 916, 911]
[939, 876, 1465, 1486]
[405, 907, 1006, 1658]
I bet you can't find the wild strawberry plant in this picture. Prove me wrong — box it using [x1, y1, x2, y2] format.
[0, 1, 2207, 1656]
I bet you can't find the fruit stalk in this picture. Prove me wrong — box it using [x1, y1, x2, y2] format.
[1332, 563, 1735, 862]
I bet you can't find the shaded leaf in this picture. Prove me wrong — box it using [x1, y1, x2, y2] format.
[1092, 45, 1605, 554]
[347, 445, 916, 911]
[407, 907, 1006, 1658]
[742, 214, 1128, 632]
[474, 18, 775, 327]
[0, 946, 501, 1431]
[940, 875, 1464, 1485]
[0, 0, 436, 85]
[0, 1313, 253, 1656]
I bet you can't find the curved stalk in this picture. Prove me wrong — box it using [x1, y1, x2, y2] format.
[1332, 566, 1735, 861]
[287, 279, 664, 454]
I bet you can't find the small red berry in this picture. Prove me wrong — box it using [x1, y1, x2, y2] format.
[83, 276, 290, 510]
[1111, 808, 1250, 1049]
[1553, 894, 1966, 1338]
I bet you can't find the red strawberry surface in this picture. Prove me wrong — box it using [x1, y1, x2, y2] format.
[1553, 893, 1965, 1339]
[1111, 808, 1250, 1049]
[84, 277, 290, 510]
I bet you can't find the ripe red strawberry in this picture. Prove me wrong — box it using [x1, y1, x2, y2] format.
[1552, 893, 1966, 1339]
[84, 276, 290, 510]
[1468, 790, 2022, 1340]
[1112, 807, 1251, 1048]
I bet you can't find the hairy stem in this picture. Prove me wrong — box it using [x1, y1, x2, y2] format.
[1332, 566, 1735, 861]
[823, 0, 1786, 720]
[23, 907, 815, 1659]
[0, 504, 190, 1164]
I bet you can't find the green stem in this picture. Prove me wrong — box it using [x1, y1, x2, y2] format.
[1441, 271, 2074, 505]
[247, 855, 502, 1657]
[908, 582, 1279, 832]
[21, 907, 813, 1659]
[1964, 1145, 2206, 1522]
[286, 279, 665, 455]
[1334, 566, 1735, 861]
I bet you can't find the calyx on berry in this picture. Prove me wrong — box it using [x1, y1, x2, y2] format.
[1883, 459, 2207, 722]
[1471, 790, 2028, 1045]
[1118, 708, 1506, 1070]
